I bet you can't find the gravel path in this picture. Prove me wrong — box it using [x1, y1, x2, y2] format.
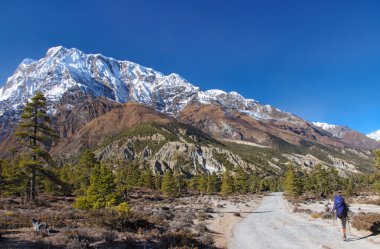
[230, 192, 378, 249]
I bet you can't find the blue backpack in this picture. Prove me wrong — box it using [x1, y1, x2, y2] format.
[334, 195, 348, 218]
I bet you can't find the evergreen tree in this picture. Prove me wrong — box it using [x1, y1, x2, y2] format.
[248, 175, 260, 193]
[174, 170, 186, 193]
[15, 92, 58, 202]
[189, 175, 200, 193]
[207, 172, 221, 194]
[283, 165, 303, 196]
[314, 164, 330, 197]
[198, 174, 208, 195]
[161, 171, 178, 197]
[234, 167, 250, 194]
[221, 171, 235, 196]
[73, 163, 120, 210]
[375, 150, 380, 168]
[140, 169, 155, 188]
[126, 164, 140, 189]
[154, 174, 162, 190]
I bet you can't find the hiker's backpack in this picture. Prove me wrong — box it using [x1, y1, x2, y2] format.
[334, 195, 348, 218]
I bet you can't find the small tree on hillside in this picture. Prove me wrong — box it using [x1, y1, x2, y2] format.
[375, 150, 380, 169]
[73, 163, 120, 210]
[161, 171, 178, 197]
[221, 171, 235, 196]
[207, 172, 221, 194]
[283, 165, 303, 197]
[15, 92, 58, 202]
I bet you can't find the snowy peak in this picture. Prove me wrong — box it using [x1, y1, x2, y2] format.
[313, 122, 339, 131]
[0, 46, 294, 122]
[367, 130, 380, 141]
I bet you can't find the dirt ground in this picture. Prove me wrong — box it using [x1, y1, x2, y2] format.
[231, 193, 380, 249]
[0, 191, 262, 249]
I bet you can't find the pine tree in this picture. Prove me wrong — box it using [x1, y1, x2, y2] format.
[234, 167, 250, 194]
[198, 174, 208, 195]
[73, 163, 120, 210]
[140, 169, 155, 189]
[375, 150, 380, 168]
[207, 172, 221, 194]
[15, 92, 58, 202]
[154, 174, 162, 190]
[161, 171, 178, 197]
[283, 165, 303, 197]
[221, 171, 235, 196]
[70, 150, 99, 194]
[126, 164, 140, 189]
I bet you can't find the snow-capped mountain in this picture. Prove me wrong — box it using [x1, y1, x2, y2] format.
[313, 121, 380, 149]
[367, 130, 380, 141]
[313, 122, 338, 131]
[0, 46, 292, 121]
[1, 46, 379, 152]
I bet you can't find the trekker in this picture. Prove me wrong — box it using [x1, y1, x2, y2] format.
[332, 194, 349, 241]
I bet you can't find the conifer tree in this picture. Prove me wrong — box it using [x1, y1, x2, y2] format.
[140, 169, 155, 188]
[15, 92, 58, 202]
[161, 170, 178, 197]
[221, 171, 235, 196]
[207, 172, 221, 194]
[126, 164, 140, 189]
[198, 174, 208, 195]
[375, 150, 380, 169]
[73, 163, 120, 210]
[154, 174, 162, 190]
[283, 165, 303, 196]
[234, 167, 250, 193]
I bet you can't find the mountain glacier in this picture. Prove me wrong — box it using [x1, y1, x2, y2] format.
[0, 46, 296, 122]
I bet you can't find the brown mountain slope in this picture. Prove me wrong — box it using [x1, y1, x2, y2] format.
[51, 102, 174, 156]
[177, 103, 344, 148]
[0, 93, 122, 157]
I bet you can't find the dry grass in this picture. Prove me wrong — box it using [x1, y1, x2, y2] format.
[0, 190, 224, 248]
[351, 213, 380, 234]
[310, 212, 321, 219]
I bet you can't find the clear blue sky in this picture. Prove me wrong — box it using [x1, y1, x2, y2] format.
[0, 0, 379, 134]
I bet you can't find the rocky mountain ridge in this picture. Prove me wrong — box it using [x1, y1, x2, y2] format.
[0, 46, 378, 175]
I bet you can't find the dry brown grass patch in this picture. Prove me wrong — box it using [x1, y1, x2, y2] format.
[351, 213, 380, 234]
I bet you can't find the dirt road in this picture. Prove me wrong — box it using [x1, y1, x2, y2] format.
[230, 192, 378, 249]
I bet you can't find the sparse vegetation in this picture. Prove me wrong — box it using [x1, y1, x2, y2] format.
[351, 213, 380, 234]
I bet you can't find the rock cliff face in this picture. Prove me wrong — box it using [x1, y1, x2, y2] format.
[95, 135, 255, 175]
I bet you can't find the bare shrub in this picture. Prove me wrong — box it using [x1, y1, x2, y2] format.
[292, 207, 312, 214]
[195, 223, 207, 233]
[101, 230, 117, 243]
[156, 231, 199, 249]
[89, 210, 158, 232]
[66, 236, 89, 249]
[321, 212, 333, 219]
[198, 233, 214, 247]
[351, 213, 380, 233]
